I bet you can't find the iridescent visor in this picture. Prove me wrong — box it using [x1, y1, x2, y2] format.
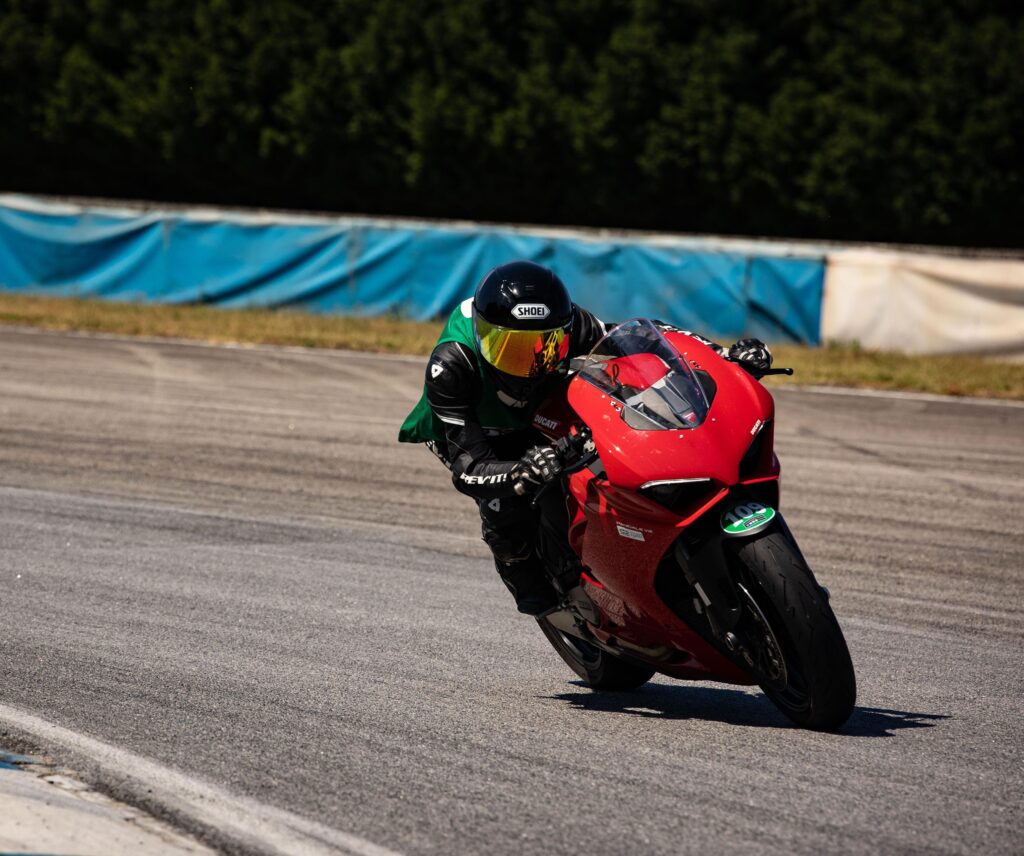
[477, 319, 570, 378]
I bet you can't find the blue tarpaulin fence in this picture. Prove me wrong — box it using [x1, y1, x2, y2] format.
[0, 195, 826, 344]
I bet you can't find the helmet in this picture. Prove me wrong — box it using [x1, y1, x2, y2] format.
[472, 261, 573, 401]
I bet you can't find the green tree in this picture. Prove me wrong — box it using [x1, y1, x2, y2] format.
[0, 0, 1020, 246]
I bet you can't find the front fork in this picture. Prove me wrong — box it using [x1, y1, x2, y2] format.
[672, 536, 742, 640]
[671, 492, 791, 651]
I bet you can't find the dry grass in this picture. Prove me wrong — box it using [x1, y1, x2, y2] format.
[0, 293, 444, 354]
[2, 292, 1022, 399]
[766, 343, 1024, 400]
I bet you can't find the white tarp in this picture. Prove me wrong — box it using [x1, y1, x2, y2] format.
[821, 250, 1024, 354]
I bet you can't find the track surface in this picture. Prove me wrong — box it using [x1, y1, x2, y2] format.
[1, 328, 1022, 855]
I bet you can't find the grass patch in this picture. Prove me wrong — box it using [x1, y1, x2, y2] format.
[0, 292, 443, 354]
[767, 342, 1024, 400]
[2, 292, 1022, 400]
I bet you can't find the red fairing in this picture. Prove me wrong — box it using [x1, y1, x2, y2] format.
[567, 336, 775, 489]
[564, 464, 752, 683]
[527, 321, 857, 728]
[529, 326, 785, 684]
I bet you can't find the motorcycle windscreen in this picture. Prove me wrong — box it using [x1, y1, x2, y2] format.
[577, 319, 711, 430]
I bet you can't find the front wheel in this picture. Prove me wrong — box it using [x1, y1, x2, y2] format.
[537, 617, 655, 691]
[733, 531, 856, 730]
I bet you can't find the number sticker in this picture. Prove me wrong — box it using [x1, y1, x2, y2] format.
[720, 501, 776, 537]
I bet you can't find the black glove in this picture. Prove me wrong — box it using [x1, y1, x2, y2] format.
[728, 338, 773, 374]
[513, 445, 563, 495]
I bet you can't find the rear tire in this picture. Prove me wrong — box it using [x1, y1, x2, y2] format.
[537, 617, 655, 691]
[734, 531, 856, 730]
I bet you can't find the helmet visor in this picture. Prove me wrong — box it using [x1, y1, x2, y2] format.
[476, 318, 571, 378]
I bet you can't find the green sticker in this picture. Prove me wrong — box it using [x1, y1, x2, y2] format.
[721, 501, 776, 536]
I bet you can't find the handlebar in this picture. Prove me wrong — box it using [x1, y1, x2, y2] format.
[758, 367, 794, 376]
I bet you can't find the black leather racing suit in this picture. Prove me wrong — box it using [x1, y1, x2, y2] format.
[423, 306, 607, 609]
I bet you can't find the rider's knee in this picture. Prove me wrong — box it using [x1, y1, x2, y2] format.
[482, 530, 532, 563]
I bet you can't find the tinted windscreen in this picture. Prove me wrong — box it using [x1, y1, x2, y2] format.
[578, 319, 710, 430]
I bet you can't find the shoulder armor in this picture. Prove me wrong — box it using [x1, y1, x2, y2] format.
[425, 341, 479, 405]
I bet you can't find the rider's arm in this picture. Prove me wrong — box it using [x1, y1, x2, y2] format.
[674, 326, 772, 373]
[649, 321, 730, 357]
[425, 341, 524, 500]
[683, 331, 730, 357]
[569, 305, 609, 356]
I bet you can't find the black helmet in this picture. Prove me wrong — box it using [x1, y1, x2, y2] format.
[472, 261, 573, 395]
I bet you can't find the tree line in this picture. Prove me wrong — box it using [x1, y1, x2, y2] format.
[2, 0, 1021, 247]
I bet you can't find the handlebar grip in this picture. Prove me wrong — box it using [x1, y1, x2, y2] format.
[527, 447, 600, 508]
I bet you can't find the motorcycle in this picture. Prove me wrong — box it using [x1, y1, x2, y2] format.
[525, 319, 856, 731]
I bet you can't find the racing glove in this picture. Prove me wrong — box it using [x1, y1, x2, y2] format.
[513, 445, 564, 495]
[728, 338, 773, 374]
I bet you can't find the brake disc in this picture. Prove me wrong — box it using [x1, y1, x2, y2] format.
[736, 581, 788, 688]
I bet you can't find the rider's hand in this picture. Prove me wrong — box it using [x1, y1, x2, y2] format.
[513, 445, 563, 494]
[728, 338, 773, 374]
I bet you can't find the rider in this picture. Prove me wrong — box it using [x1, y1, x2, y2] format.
[398, 260, 772, 615]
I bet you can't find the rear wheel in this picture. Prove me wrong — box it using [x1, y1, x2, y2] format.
[537, 617, 655, 691]
[733, 531, 856, 730]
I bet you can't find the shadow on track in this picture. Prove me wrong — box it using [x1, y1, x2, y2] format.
[842, 706, 950, 737]
[545, 682, 948, 736]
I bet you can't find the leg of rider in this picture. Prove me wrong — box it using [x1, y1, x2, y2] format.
[534, 486, 583, 594]
[478, 494, 558, 615]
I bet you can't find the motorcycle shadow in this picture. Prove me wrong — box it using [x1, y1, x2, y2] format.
[842, 705, 950, 737]
[546, 682, 948, 736]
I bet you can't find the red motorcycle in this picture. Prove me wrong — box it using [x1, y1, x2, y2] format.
[528, 319, 856, 731]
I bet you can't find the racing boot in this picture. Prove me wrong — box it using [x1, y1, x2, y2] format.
[545, 554, 601, 624]
[549, 558, 583, 595]
[494, 558, 559, 616]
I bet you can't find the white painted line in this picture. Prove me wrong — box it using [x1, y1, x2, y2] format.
[790, 384, 1024, 409]
[0, 323, 427, 364]
[4, 323, 1023, 408]
[0, 703, 403, 856]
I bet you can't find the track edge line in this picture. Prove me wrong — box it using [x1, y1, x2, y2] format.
[0, 702, 402, 856]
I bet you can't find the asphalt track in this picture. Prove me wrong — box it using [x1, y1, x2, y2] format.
[1, 327, 1022, 855]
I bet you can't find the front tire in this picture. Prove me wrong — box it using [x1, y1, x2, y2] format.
[537, 617, 655, 691]
[733, 531, 856, 730]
